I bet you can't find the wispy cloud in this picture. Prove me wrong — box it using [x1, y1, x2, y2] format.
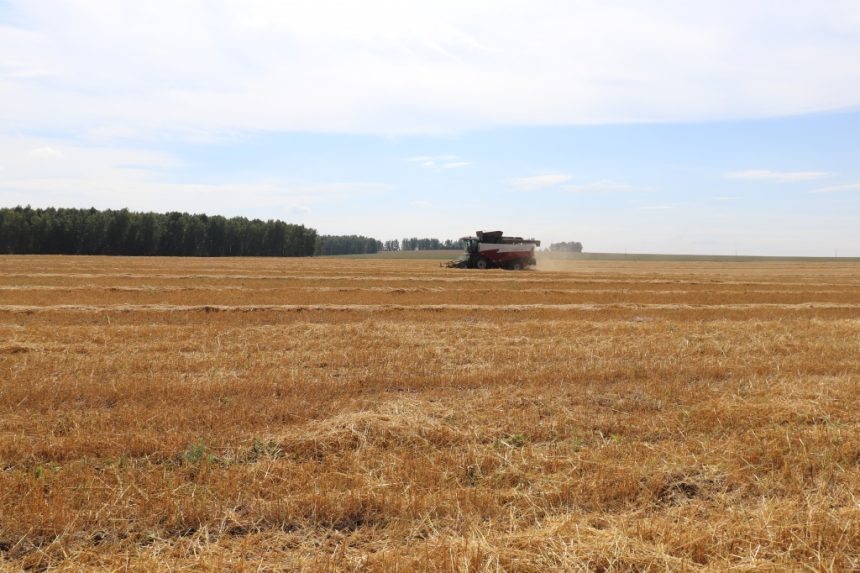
[639, 202, 688, 210]
[563, 180, 647, 193]
[0, 136, 389, 216]
[409, 155, 467, 169]
[510, 174, 572, 190]
[3, 2, 860, 136]
[724, 169, 831, 182]
[808, 182, 860, 194]
[412, 200, 432, 208]
[409, 155, 456, 163]
[511, 175, 648, 193]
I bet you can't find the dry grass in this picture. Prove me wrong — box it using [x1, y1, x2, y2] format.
[1, 255, 859, 572]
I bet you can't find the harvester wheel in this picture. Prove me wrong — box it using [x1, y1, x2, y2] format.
[510, 261, 523, 270]
[475, 257, 490, 270]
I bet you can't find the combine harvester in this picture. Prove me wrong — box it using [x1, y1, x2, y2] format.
[446, 231, 541, 270]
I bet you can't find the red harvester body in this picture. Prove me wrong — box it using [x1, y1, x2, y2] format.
[447, 231, 540, 270]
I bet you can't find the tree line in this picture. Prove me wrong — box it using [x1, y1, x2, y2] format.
[385, 238, 465, 251]
[314, 235, 382, 256]
[0, 206, 471, 257]
[0, 206, 317, 257]
[547, 241, 584, 252]
[315, 236, 466, 255]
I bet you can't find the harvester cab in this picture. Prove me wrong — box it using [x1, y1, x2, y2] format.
[446, 231, 540, 270]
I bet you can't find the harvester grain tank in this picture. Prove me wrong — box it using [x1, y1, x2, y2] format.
[447, 231, 541, 269]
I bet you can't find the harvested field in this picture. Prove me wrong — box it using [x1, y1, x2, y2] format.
[1, 255, 859, 571]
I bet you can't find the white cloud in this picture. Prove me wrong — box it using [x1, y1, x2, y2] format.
[30, 146, 65, 159]
[2, 1, 860, 136]
[85, 125, 139, 141]
[0, 135, 388, 217]
[412, 200, 432, 208]
[442, 161, 470, 169]
[809, 182, 860, 194]
[511, 174, 572, 190]
[725, 169, 832, 182]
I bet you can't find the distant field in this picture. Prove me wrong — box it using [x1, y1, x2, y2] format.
[541, 251, 860, 263]
[1, 255, 859, 571]
[337, 249, 860, 263]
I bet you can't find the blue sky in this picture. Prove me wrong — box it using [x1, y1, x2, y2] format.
[1, 0, 859, 255]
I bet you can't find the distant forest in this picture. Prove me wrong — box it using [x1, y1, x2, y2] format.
[0, 206, 318, 257]
[0, 206, 466, 257]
